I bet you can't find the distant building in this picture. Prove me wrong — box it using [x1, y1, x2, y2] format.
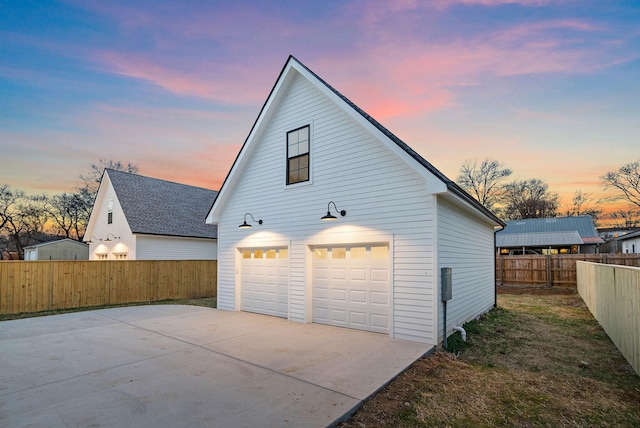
[619, 230, 640, 254]
[84, 169, 218, 260]
[496, 216, 604, 254]
[23, 238, 89, 261]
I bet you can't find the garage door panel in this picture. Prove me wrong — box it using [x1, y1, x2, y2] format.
[371, 291, 389, 305]
[312, 244, 390, 334]
[331, 288, 347, 301]
[331, 309, 347, 322]
[350, 268, 367, 281]
[350, 290, 366, 303]
[314, 267, 329, 279]
[350, 312, 366, 326]
[371, 314, 389, 328]
[371, 269, 388, 282]
[331, 268, 347, 280]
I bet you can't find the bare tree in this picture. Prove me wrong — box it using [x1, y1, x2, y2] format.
[601, 160, 640, 208]
[79, 159, 139, 197]
[0, 184, 20, 231]
[456, 158, 512, 214]
[503, 179, 559, 220]
[564, 190, 603, 226]
[605, 207, 640, 228]
[0, 188, 48, 259]
[41, 188, 93, 241]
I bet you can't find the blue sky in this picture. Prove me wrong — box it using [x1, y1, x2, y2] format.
[1, 0, 639, 215]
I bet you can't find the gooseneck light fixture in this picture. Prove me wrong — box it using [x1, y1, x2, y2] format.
[83, 235, 99, 244]
[321, 201, 346, 221]
[104, 233, 120, 242]
[239, 213, 263, 229]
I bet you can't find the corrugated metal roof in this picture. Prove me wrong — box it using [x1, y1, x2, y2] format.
[107, 169, 218, 239]
[497, 216, 600, 239]
[497, 231, 584, 247]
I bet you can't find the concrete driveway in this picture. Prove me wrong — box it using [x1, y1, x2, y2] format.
[0, 305, 432, 427]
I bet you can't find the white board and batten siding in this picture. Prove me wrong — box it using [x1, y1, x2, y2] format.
[437, 196, 496, 341]
[216, 72, 439, 343]
[136, 235, 218, 260]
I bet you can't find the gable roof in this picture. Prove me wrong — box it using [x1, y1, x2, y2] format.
[106, 169, 218, 239]
[496, 216, 604, 247]
[24, 238, 88, 250]
[206, 55, 504, 227]
[619, 230, 640, 241]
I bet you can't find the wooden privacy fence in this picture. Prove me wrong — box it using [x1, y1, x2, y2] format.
[577, 261, 640, 376]
[0, 260, 217, 315]
[497, 254, 640, 287]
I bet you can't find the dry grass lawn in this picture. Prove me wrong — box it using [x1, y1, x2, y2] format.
[341, 290, 640, 427]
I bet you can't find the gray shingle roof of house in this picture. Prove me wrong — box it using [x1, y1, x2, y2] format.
[496, 216, 604, 247]
[107, 169, 218, 239]
[210, 55, 505, 227]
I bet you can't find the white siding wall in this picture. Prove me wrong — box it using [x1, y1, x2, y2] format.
[622, 237, 640, 253]
[217, 73, 437, 343]
[437, 196, 496, 342]
[88, 176, 136, 260]
[136, 235, 217, 260]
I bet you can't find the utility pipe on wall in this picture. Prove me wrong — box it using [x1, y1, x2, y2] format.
[453, 325, 466, 342]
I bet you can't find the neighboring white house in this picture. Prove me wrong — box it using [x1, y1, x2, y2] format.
[85, 169, 218, 260]
[23, 238, 89, 261]
[205, 56, 504, 346]
[620, 230, 640, 254]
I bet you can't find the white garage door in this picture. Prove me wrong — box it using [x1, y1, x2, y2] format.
[312, 244, 390, 334]
[240, 247, 289, 318]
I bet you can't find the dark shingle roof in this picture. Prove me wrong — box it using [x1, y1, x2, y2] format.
[107, 169, 218, 239]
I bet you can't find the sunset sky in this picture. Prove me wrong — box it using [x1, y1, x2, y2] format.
[1, 0, 638, 216]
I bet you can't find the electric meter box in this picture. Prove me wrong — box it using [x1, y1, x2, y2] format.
[441, 267, 452, 301]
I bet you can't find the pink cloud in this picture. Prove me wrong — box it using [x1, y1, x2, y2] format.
[311, 14, 609, 121]
[95, 51, 270, 105]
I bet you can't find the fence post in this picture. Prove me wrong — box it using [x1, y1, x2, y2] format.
[48, 262, 54, 311]
[546, 255, 552, 287]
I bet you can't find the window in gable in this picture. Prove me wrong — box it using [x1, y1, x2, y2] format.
[107, 199, 114, 224]
[287, 125, 310, 185]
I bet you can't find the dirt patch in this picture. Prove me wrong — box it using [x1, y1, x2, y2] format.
[498, 285, 577, 295]
[340, 294, 640, 428]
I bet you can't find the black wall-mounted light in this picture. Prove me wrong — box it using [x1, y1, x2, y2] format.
[321, 201, 346, 221]
[84, 235, 99, 244]
[239, 213, 263, 229]
[104, 233, 120, 242]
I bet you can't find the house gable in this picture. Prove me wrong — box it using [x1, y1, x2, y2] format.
[207, 56, 501, 226]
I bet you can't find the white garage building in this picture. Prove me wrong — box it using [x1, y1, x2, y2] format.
[206, 56, 504, 345]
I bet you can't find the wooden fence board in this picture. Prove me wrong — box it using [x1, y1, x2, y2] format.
[498, 254, 640, 287]
[0, 260, 217, 315]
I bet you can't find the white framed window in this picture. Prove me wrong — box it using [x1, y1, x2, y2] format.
[97, 254, 108, 260]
